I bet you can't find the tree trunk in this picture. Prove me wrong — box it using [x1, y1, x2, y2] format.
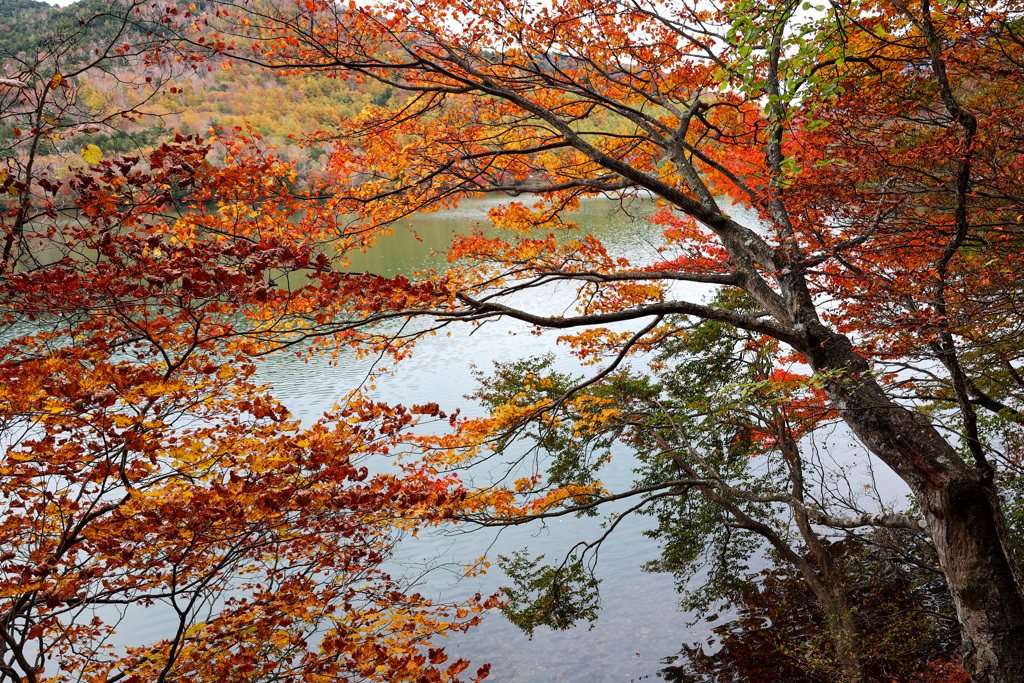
[800, 527, 868, 682]
[825, 605, 869, 683]
[783, 420, 869, 683]
[921, 476, 1024, 681]
[798, 550, 868, 683]
[801, 323, 1024, 683]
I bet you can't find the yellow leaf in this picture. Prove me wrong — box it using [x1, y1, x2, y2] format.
[50, 73, 62, 89]
[82, 144, 103, 164]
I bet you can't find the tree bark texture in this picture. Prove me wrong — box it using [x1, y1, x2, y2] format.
[801, 323, 1024, 683]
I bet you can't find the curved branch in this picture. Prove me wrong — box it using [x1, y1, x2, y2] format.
[452, 292, 800, 345]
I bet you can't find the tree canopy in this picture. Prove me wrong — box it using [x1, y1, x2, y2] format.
[198, 0, 1024, 680]
[5, 0, 1024, 681]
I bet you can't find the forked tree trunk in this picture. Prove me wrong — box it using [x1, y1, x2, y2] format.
[802, 323, 1024, 683]
[667, 429, 869, 681]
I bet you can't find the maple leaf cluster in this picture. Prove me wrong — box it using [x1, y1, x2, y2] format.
[0, 29, 488, 678]
[190, 0, 1024, 679]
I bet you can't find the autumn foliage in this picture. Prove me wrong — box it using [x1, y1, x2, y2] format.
[0, 38, 489, 680]
[192, 0, 1024, 680]
[7, 0, 1024, 681]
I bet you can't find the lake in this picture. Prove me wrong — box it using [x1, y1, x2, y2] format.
[260, 194, 716, 682]
[108, 193, 908, 681]
[249, 193, 910, 681]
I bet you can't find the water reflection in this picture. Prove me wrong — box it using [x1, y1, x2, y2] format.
[254, 195, 916, 682]
[661, 540, 960, 683]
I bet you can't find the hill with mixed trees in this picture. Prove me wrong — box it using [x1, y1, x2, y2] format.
[0, 0, 411, 185]
[0, 0, 130, 54]
[0, 0, 633, 188]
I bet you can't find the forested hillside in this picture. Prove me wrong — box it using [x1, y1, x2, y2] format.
[0, 0, 407, 185]
[148, 63, 403, 183]
[0, 0, 152, 58]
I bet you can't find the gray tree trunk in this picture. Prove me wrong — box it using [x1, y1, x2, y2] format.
[801, 322, 1024, 683]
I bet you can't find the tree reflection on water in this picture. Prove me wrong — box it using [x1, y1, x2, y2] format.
[660, 538, 967, 682]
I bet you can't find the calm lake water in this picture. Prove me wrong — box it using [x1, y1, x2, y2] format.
[260, 195, 715, 682]
[250, 194, 909, 681]
[116, 194, 907, 681]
